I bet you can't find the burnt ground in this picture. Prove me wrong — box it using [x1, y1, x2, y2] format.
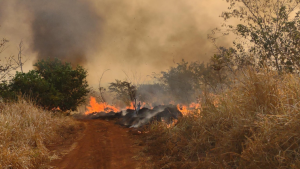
[50, 119, 142, 169]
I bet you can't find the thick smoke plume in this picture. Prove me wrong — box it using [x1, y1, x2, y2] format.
[0, 0, 230, 86]
[25, 0, 101, 66]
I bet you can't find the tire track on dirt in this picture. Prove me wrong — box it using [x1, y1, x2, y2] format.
[51, 119, 140, 169]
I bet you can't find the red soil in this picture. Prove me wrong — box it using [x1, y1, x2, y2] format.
[50, 119, 141, 169]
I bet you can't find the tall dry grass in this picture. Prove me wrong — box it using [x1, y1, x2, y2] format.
[0, 100, 80, 169]
[141, 68, 300, 169]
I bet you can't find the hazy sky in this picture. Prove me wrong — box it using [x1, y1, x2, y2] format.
[0, 0, 231, 88]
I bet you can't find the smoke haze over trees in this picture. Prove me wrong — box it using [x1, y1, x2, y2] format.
[0, 0, 231, 87]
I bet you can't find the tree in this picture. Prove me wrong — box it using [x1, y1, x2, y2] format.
[159, 60, 196, 104]
[109, 80, 136, 106]
[137, 83, 169, 105]
[0, 38, 16, 80]
[10, 70, 60, 107]
[213, 0, 300, 72]
[1, 58, 89, 111]
[33, 58, 89, 111]
[0, 39, 28, 81]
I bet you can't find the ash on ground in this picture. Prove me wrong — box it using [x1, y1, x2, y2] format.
[83, 105, 182, 128]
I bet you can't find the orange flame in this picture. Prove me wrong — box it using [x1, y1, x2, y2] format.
[85, 97, 120, 115]
[52, 107, 61, 111]
[189, 102, 201, 109]
[177, 104, 189, 116]
[177, 102, 202, 116]
[126, 102, 147, 110]
[148, 103, 154, 109]
[141, 102, 146, 108]
[166, 119, 178, 128]
[126, 102, 135, 109]
[161, 119, 178, 128]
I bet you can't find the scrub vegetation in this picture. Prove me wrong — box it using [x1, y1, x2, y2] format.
[138, 0, 300, 168]
[1, 0, 300, 168]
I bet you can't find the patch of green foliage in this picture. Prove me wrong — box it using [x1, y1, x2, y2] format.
[212, 0, 300, 73]
[0, 58, 89, 111]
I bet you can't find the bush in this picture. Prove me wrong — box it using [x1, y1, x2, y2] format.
[10, 70, 60, 109]
[157, 60, 227, 104]
[33, 58, 89, 111]
[0, 80, 16, 102]
[137, 83, 169, 105]
[141, 68, 300, 168]
[1, 58, 89, 111]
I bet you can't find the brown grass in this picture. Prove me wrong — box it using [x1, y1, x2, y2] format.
[141, 68, 300, 169]
[0, 100, 81, 169]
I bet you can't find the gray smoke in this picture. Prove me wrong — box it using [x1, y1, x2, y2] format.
[16, 0, 101, 66]
[0, 0, 231, 86]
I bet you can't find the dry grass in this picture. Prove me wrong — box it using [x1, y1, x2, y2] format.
[0, 100, 81, 169]
[141, 68, 300, 169]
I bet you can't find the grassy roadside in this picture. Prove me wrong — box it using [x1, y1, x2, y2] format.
[139, 69, 300, 169]
[0, 100, 82, 169]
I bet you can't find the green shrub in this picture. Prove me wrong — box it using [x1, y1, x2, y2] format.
[10, 70, 60, 109]
[0, 80, 17, 102]
[33, 58, 89, 111]
[1, 58, 89, 111]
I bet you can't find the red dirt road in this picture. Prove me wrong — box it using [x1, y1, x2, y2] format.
[51, 119, 141, 169]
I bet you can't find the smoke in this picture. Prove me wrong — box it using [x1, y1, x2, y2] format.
[0, 0, 231, 86]
[23, 0, 102, 66]
[94, 0, 222, 67]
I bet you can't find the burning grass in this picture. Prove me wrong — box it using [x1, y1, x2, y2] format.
[140, 69, 300, 168]
[0, 100, 81, 168]
[85, 96, 120, 114]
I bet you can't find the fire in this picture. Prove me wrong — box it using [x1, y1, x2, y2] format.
[162, 119, 178, 128]
[189, 102, 201, 109]
[177, 102, 202, 116]
[177, 104, 189, 116]
[85, 96, 205, 117]
[85, 97, 120, 115]
[126, 102, 135, 109]
[166, 119, 178, 128]
[148, 103, 154, 109]
[52, 107, 61, 111]
[126, 102, 147, 109]
[141, 102, 146, 108]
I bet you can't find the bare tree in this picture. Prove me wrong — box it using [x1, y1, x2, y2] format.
[14, 41, 26, 73]
[0, 39, 28, 81]
[0, 38, 14, 81]
[98, 69, 110, 103]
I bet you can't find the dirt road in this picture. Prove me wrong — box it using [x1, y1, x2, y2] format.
[50, 119, 141, 169]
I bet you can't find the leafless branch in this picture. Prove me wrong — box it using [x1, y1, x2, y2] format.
[0, 40, 29, 81]
[98, 69, 110, 102]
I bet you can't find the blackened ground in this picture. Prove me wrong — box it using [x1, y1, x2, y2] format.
[116, 105, 182, 127]
[81, 105, 182, 128]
